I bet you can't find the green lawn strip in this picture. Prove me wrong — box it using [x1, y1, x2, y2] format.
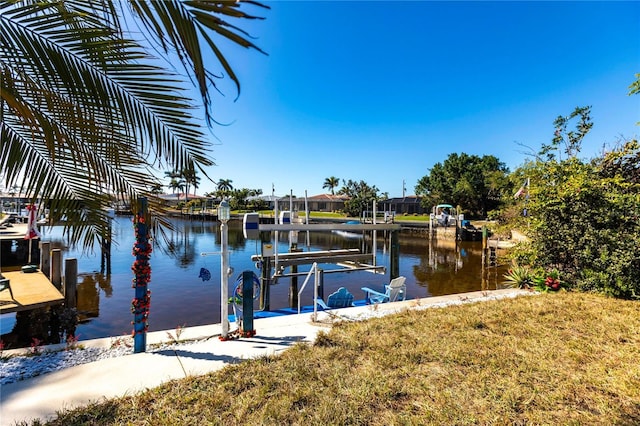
[35, 292, 640, 425]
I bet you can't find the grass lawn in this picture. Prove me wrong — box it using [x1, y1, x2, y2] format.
[34, 292, 639, 425]
[393, 214, 430, 222]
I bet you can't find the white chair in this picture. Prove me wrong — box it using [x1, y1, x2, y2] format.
[361, 276, 406, 304]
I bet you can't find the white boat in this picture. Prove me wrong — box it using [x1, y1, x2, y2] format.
[433, 204, 456, 227]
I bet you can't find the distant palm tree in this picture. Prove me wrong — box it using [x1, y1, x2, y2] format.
[149, 183, 164, 195]
[164, 170, 181, 181]
[180, 168, 200, 201]
[168, 178, 185, 198]
[216, 179, 234, 197]
[1, 1, 268, 248]
[323, 176, 340, 195]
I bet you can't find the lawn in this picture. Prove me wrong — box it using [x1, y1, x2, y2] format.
[32, 292, 640, 425]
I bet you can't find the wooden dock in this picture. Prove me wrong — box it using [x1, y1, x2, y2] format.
[0, 269, 64, 314]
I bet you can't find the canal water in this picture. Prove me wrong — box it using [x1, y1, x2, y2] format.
[1, 216, 509, 343]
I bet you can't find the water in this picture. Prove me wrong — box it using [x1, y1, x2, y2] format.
[1, 216, 508, 342]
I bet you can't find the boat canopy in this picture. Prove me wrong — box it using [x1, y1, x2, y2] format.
[435, 204, 454, 210]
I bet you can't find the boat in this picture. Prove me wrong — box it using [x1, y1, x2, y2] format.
[432, 204, 456, 228]
[430, 204, 483, 241]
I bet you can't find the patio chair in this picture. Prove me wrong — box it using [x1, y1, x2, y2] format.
[315, 287, 354, 310]
[0, 275, 13, 300]
[361, 276, 406, 304]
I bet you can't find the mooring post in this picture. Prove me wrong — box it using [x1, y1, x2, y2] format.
[50, 248, 62, 290]
[482, 225, 488, 266]
[318, 268, 324, 300]
[288, 244, 302, 308]
[390, 230, 400, 279]
[259, 232, 272, 311]
[101, 219, 112, 276]
[40, 241, 50, 278]
[242, 271, 255, 336]
[64, 258, 77, 308]
[261, 256, 271, 311]
[429, 213, 434, 240]
[289, 263, 298, 308]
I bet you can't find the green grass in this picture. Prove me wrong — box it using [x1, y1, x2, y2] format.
[307, 211, 346, 218]
[392, 214, 430, 222]
[31, 292, 640, 425]
[258, 211, 350, 219]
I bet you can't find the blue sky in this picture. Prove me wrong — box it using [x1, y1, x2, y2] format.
[195, 1, 639, 198]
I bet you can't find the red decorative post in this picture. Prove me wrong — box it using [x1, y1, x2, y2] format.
[132, 198, 151, 353]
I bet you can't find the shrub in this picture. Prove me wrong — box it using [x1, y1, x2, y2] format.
[502, 264, 536, 289]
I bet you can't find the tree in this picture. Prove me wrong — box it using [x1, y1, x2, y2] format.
[164, 170, 181, 181]
[628, 73, 640, 96]
[1, 1, 268, 247]
[149, 183, 164, 195]
[180, 167, 200, 200]
[629, 73, 640, 125]
[516, 142, 640, 299]
[229, 188, 250, 210]
[338, 179, 380, 218]
[510, 107, 639, 299]
[216, 179, 234, 198]
[322, 176, 340, 195]
[539, 106, 593, 161]
[415, 153, 509, 218]
[168, 178, 184, 195]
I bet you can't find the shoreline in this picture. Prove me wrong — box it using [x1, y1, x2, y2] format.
[1, 288, 533, 386]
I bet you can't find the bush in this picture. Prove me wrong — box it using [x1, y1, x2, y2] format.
[512, 141, 640, 299]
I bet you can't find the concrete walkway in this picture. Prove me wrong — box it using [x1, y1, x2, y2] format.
[0, 288, 529, 425]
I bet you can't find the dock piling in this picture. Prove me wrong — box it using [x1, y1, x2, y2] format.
[64, 258, 77, 308]
[40, 241, 50, 278]
[50, 249, 62, 291]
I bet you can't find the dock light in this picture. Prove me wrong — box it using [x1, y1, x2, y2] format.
[219, 200, 231, 339]
[218, 200, 230, 222]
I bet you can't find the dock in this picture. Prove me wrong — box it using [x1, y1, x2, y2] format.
[0, 269, 64, 314]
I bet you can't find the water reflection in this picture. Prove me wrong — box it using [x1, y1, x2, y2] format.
[399, 235, 507, 297]
[76, 273, 113, 322]
[1, 217, 509, 346]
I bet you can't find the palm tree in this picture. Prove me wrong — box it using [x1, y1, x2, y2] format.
[180, 168, 201, 200]
[168, 178, 185, 198]
[216, 179, 234, 197]
[149, 183, 164, 195]
[323, 176, 340, 195]
[1, 1, 268, 247]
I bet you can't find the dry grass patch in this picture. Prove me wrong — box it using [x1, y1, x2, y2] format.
[33, 292, 639, 425]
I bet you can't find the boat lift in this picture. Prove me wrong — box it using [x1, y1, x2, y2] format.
[251, 222, 402, 311]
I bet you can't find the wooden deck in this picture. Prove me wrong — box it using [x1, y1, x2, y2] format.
[0, 269, 64, 314]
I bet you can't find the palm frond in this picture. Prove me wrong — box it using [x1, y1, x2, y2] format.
[1, 0, 267, 248]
